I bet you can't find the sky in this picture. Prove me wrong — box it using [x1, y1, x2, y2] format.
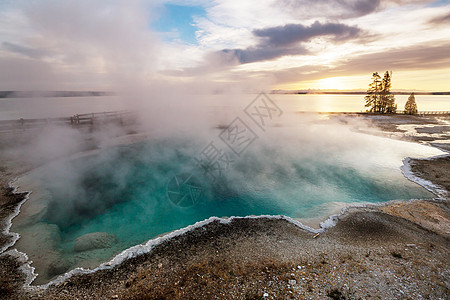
[0, 0, 449, 92]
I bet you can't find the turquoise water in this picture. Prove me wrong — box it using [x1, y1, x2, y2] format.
[44, 142, 426, 244]
[11, 122, 444, 284]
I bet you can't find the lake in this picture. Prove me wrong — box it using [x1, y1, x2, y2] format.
[1, 94, 449, 121]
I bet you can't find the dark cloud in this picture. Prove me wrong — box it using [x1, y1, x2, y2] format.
[253, 21, 362, 47]
[428, 11, 450, 25]
[2, 42, 48, 59]
[220, 46, 307, 64]
[216, 21, 362, 64]
[168, 21, 363, 76]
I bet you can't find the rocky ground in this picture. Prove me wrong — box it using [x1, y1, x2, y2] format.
[0, 114, 448, 299]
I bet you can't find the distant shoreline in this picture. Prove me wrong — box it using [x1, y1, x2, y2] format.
[1, 90, 450, 99]
[270, 90, 450, 95]
[0, 91, 114, 98]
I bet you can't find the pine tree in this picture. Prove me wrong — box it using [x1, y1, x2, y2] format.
[404, 93, 418, 115]
[365, 72, 382, 112]
[381, 71, 397, 114]
[365, 71, 397, 113]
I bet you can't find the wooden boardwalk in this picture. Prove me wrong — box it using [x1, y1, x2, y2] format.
[417, 111, 450, 115]
[0, 111, 138, 133]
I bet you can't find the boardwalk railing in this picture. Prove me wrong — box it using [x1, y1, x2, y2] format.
[417, 111, 450, 115]
[0, 110, 138, 133]
[69, 111, 136, 126]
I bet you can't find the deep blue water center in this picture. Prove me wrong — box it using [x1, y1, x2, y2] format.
[41, 138, 431, 246]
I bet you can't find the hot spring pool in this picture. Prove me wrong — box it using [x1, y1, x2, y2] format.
[10, 122, 444, 284]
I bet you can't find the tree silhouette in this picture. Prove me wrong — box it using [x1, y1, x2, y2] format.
[382, 71, 397, 113]
[365, 71, 397, 113]
[404, 93, 418, 115]
[365, 72, 382, 112]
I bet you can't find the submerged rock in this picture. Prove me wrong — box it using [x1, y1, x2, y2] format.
[74, 232, 118, 252]
[47, 259, 71, 277]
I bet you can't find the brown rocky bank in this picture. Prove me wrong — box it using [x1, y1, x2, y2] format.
[23, 208, 450, 299]
[410, 156, 450, 193]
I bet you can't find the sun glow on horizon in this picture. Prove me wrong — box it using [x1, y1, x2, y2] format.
[316, 77, 345, 90]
